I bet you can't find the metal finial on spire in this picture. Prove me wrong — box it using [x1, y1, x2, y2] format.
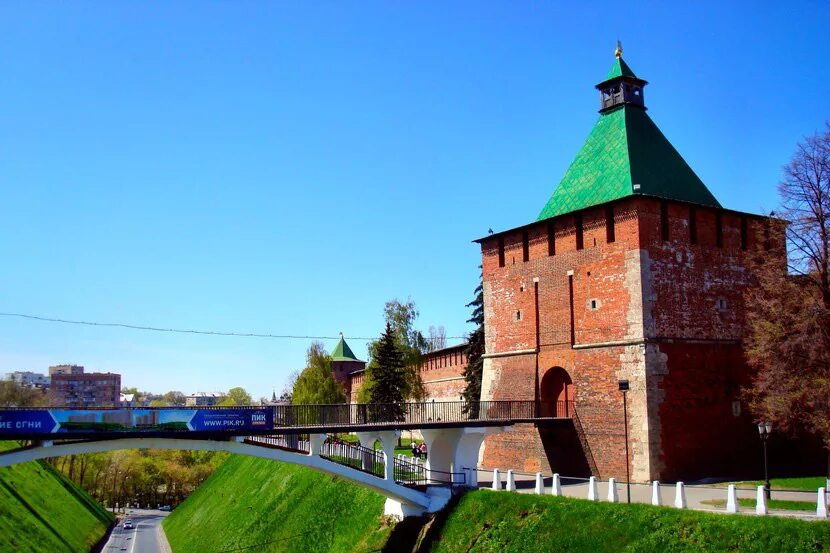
[339, 331, 344, 338]
[615, 40, 623, 59]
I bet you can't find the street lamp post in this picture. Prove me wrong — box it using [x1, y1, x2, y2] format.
[757, 421, 772, 501]
[618, 379, 631, 504]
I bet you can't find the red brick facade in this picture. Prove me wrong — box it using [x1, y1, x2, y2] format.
[346, 345, 468, 403]
[477, 196, 786, 482]
[419, 344, 468, 401]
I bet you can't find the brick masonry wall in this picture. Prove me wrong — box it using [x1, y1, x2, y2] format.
[420, 345, 467, 401]
[479, 199, 645, 479]
[478, 196, 791, 482]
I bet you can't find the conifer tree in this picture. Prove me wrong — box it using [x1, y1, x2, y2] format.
[462, 270, 485, 418]
[367, 322, 406, 421]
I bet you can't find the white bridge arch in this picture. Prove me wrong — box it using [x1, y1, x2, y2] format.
[0, 428, 504, 517]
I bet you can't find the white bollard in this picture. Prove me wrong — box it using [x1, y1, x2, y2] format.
[534, 472, 544, 495]
[818, 487, 828, 518]
[674, 482, 687, 509]
[588, 476, 599, 501]
[755, 485, 768, 515]
[492, 469, 501, 491]
[726, 484, 739, 513]
[551, 473, 562, 496]
[506, 470, 516, 492]
[651, 481, 662, 506]
[607, 478, 619, 503]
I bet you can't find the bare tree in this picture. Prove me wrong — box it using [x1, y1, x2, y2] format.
[428, 325, 447, 351]
[779, 122, 830, 307]
[745, 124, 830, 453]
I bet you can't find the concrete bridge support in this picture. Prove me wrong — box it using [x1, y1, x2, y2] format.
[420, 427, 507, 487]
[356, 430, 399, 481]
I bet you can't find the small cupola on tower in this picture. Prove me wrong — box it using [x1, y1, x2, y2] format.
[595, 41, 648, 112]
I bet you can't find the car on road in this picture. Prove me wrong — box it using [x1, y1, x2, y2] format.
[159, 505, 172, 511]
[122, 520, 134, 529]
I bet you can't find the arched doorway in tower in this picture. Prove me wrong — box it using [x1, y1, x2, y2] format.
[540, 367, 575, 418]
[537, 366, 592, 477]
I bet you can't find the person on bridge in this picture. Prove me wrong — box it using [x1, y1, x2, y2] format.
[418, 443, 427, 460]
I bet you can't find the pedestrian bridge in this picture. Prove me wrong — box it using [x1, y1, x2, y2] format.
[0, 400, 574, 517]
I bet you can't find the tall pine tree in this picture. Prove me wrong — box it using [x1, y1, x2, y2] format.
[367, 322, 406, 421]
[462, 270, 485, 417]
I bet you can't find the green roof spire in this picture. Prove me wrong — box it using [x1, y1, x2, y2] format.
[331, 334, 360, 362]
[604, 41, 637, 81]
[537, 48, 720, 220]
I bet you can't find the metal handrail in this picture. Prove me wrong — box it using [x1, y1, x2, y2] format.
[272, 400, 574, 428]
[319, 439, 385, 479]
[393, 456, 466, 487]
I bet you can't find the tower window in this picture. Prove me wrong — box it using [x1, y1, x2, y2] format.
[715, 212, 723, 248]
[515, 310, 522, 321]
[689, 207, 697, 245]
[547, 221, 556, 256]
[498, 237, 505, 267]
[522, 229, 529, 262]
[660, 201, 669, 241]
[575, 214, 584, 250]
[605, 205, 615, 243]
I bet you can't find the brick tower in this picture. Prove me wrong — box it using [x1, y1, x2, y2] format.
[476, 47, 786, 482]
[331, 334, 366, 402]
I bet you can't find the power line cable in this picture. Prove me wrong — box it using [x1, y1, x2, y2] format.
[0, 312, 470, 342]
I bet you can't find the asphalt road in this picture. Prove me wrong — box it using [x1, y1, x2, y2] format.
[102, 509, 171, 553]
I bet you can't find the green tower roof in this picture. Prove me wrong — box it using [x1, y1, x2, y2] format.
[331, 336, 360, 362]
[604, 57, 638, 81]
[537, 57, 721, 221]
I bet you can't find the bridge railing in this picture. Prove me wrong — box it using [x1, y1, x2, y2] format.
[393, 456, 466, 488]
[273, 400, 573, 428]
[319, 439, 385, 479]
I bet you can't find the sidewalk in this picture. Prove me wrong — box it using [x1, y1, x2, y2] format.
[475, 473, 825, 521]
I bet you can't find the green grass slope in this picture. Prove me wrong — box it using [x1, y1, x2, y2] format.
[429, 490, 830, 553]
[163, 454, 392, 553]
[0, 442, 113, 553]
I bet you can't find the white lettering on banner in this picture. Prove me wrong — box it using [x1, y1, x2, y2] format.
[16, 421, 42, 429]
[202, 419, 245, 427]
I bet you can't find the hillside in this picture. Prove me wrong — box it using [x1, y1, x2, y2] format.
[163, 454, 393, 553]
[167, 454, 830, 553]
[0, 442, 114, 553]
[429, 491, 830, 552]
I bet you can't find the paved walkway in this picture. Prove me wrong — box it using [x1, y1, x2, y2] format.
[476, 474, 825, 520]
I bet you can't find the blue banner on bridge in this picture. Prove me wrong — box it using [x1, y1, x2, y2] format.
[0, 408, 273, 435]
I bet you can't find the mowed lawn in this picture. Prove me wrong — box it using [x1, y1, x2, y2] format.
[708, 476, 827, 491]
[0, 441, 113, 553]
[163, 453, 392, 553]
[430, 490, 830, 553]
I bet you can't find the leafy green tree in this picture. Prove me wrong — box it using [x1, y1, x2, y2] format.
[162, 391, 186, 406]
[462, 270, 485, 417]
[0, 379, 44, 407]
[291, 342, 346, 405]
[365, 322, 406, 421]
[219, 387, 253, 406]
[362, 299, 427, 401]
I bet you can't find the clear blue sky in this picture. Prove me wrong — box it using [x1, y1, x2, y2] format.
[1, 2, 827, 400]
